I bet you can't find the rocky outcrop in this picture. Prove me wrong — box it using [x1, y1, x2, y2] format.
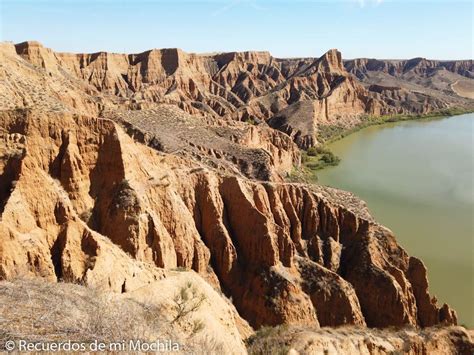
[1, 42, 104, 116]
[15, 41, 64, 74]
[12, 41, 472, 150]
[345, 57, 474, 114]
[1, 43, 302, 182]
[7, 41, 474, 150]
[345, 57, 474, 80]
[0, 41, 468, 352]
[107, 105, 301, 181]
[231, 49, 384, 147]
[0, 109, 457, 330]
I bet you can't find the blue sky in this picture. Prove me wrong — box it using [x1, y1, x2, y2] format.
[0, 0, 472, 59]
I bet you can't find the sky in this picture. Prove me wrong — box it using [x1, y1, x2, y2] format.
[0, 0, 472, 59]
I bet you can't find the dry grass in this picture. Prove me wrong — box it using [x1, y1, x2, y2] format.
[0, 278, 224, 353]
[0, 278, 164, 346]
[246, 324, 473, 355]
[246, 325, 291, 355]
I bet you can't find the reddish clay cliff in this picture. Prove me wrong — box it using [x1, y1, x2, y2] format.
[0, 41, 469, 353]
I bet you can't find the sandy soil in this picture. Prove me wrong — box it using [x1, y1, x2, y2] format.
[451, 80, 474, 99]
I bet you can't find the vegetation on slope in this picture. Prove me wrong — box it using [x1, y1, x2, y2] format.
[0, 278, 224, 353]
[287, 107, 472, 184]
[318, 107, 473, 143]
[246, 324, 473, 355]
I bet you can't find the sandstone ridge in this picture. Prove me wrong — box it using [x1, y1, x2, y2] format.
[9, 41, 473, 149]
[0, 40, 470, 354]
[0, 108, 457, 330]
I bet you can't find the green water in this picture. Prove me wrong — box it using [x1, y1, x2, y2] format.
[317, 114, 474, 328]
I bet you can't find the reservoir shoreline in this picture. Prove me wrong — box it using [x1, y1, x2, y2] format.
[316, 113, 474, 327]
[320, 107, 474, 146]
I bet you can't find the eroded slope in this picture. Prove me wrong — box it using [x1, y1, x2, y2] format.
[11, 41, 473, 149]
[0, 40, 471, 354]
[0, 109, 457, 330]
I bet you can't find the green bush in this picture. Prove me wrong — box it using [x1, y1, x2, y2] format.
[306, 147, 318, 156]
[306, 162, 319, 170]
[306, 146, 331, 156]
[245, 117, 257, 125]
[301, 152, 308, 164]
[320, 152, 340, 165]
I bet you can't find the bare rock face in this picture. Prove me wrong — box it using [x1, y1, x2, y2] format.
[10, 41, 472, 150]
[0, 109, 457, 330]
[2, 43, 303, 182]
[345, 57, 474, 80]
[233, 49, 384, 147]
[15, 41, 63, 74]
[1, 42, 104, 116]
[107, 105, 301, 181]
[0, 41, 468, 351]
[345, 57, 474, 114]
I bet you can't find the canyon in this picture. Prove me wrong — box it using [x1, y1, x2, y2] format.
[0, 41, 473, 354]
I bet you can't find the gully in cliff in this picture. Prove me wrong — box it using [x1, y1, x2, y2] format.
[0, 0, 473, 354]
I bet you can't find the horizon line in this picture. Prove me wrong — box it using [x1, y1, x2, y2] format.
[5, 40, 473, 62]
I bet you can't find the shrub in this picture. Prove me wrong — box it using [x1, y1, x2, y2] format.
[111, 179, 140, 213]
[320, 152, 340, 165]
[306, 162, 320, 171]
[172, 282, 206, 323]
[306, 146, 332, 156]
[306, 146, 318, 156]
[246, 325, 290, 355]
[245, 117, 257, 125]
[301, 152, 309, 164]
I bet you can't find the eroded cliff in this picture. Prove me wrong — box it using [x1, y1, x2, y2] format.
[9, 41, 472, 149]
[0, 40, 471, 354]
[344, 57, 474, 113]
[0, 109, 457, 330]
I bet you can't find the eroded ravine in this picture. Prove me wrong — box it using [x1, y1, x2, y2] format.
[0, 109, 458, 329]
[1, 39, 473, 353]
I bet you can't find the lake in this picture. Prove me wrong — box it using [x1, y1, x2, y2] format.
[317, 113, 473, 327]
